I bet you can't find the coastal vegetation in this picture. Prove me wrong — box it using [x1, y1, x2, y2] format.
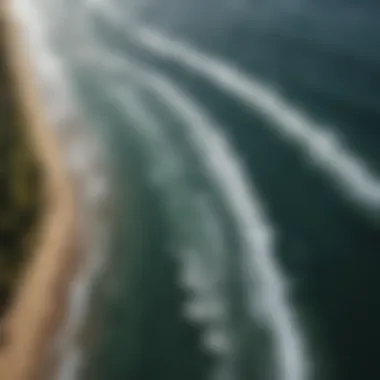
[0, 20, 41, 320]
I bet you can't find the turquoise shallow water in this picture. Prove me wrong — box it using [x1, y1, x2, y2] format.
[20, 1, 380, 379]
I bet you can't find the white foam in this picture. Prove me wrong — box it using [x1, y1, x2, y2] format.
[56, 347, 82, 380]
[201, 326, 233, 356]
[130, 63, 310, 380]
[100, 73, 234, 376]
[183, 297, 227, 324]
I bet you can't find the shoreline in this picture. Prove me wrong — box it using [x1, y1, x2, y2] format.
[0, 2, 79, 380]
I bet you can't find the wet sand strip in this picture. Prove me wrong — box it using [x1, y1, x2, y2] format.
[0, 3, 78, 380]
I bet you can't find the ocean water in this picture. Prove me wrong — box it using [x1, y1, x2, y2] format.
[14, 1, 380, 380]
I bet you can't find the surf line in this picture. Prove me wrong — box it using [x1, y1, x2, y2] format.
[95, 63, 234, 362]
[110, 56, 310, 380]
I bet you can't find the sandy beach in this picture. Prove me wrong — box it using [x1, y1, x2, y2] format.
[0, 2, 78, 380]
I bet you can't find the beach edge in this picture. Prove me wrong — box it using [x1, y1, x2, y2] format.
[0, 2, 78, 380]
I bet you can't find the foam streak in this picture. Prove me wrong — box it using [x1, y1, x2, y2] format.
[131, 26, 380, 212]
[123, 60, 309, 380]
